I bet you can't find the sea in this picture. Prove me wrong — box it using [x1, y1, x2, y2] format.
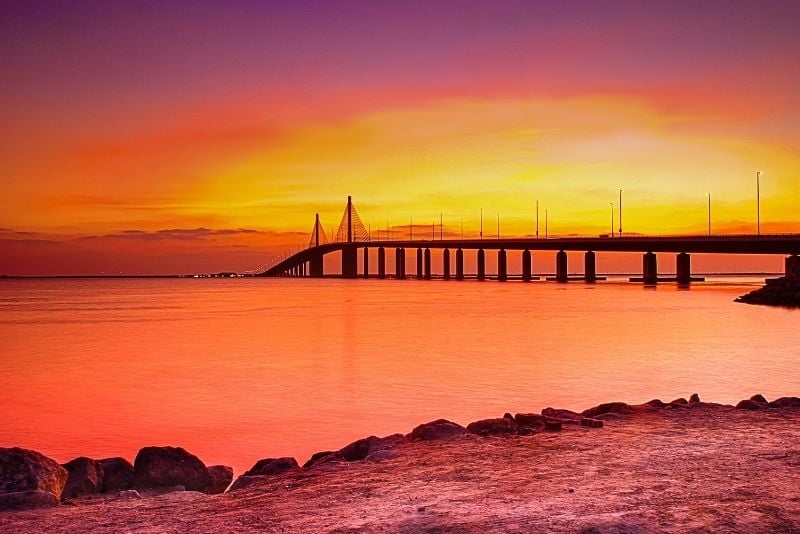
[1, 277, 797, 474]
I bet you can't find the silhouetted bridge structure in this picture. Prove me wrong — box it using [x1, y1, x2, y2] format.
[258, 197, 800, 284]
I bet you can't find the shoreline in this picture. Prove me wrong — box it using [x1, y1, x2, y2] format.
[3, 393, 800, 532]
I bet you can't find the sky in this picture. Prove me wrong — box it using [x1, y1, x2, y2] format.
[1, 0, 799, 274]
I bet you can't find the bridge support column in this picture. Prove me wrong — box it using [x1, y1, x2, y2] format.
[456, 249, 464, 280]
[310, 253, 323, 278]
[522, 250, 532, 281]
[378, 247, 386, 279]
[643, 252, 658, 284]
[498, 249, 507, 281]
[443, 249, 450, 280]
[477, 249, 486, 280]
[424, 249, 431, 280]
[416, 248, 423, 279]
[677, 253, 691, 285]
[584, 251, 596, 282]
[363, 247, 369, 279]
[395, 247, 405, 279]
[556, 250, 568, 282]
[342, 246, 358, 279]
[786, 255, 800, 280]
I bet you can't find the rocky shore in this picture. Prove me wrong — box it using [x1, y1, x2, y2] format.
[736, 275, 800, 307]
[2, 393, 800, 532]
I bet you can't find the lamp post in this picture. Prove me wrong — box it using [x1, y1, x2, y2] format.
[536, 200, 540, 239]
[545, 209, 549, 239]
[480, 208, 483, 240]
[757, 171, 761, 236]
[706, 193, 711, 236]
[496, 213, 500, 239]
[619, 189, 623, 237]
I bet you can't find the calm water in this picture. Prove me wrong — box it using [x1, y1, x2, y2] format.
[1, 278, 798, 474]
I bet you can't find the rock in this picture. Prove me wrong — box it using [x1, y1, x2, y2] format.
[205, 465, 233, 494]
[670, 398, 688, 405]
[229, 475, 269, 491]
[98, 457, 134, 492]
[0, 447, 68, 501]
[515, 413, 547, 427]
[736, 399, 766, 410]
[302, 451, 337, 469]
[581, 418, 603, 428]
[133, 447, 211, 492]
[689, 393, 701, 404]
[750, 394, 768, 404]
[0, 490, 60, 510]
[407, 419, 467, 441]
[118, 489, 141, 500]
[541, 408, 582, 420]
[769, 397, 800, 408]
[736, 275, 800, 307]
[644, 399, 666, 408]
[466, 417, 517, 436]
[544, 420, 562, 432]
[338, 434, 406, 462]
[61, 457, 104, 500]
[243, 457, 299, 477]
[502, 412, 514, 420]
[581, 402, 633, 418]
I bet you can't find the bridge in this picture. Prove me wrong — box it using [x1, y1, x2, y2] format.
[258, 197, 800, 284]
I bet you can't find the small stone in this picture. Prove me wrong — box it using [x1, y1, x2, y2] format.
[544, 420, 562, 432]
[581, 418, 603, 428]
[205, 465, 233, 494]
[750, 394, 768, 404]
[118, 489, 141, 500]
[408, 419, 467, 441]
[61, 457, 104, 499]
[466, 417, 517, 436]
[669, 398, 688, 405]
[689, 393, 701, 403]
[736, 399, 765, 410]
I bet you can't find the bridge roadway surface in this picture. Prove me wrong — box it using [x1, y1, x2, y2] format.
[261, 235, 800, 277]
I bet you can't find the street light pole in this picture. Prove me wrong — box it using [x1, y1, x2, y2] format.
[619, 189, 623, 237]
[480, 208, 483, 240]
[496, 213, 500, 239]
[536, 200, 539, 239]
[545, 209, 549, 239]
[707, 193, 711, 236]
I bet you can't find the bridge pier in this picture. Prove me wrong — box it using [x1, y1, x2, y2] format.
[643, 252, 658, 284]
[396, 247, 405, 279]
[456, 249, 464, 280]
[477, 249, 486, 280]
[424, 248, 431, 280]
[363, 247, 369, 279]
[310, 253, 323, 278]
[443, 249, 450, 280]
[416, 248, 423, 279]
[677, 252, 691, 285]
[378, 247, 386, 279]
[556, 250, 568, 282]
[522, 250, 532, 281]
[786, 255, 800, 279]
[498, 249, 507, 281]
[585, 251, 596, 282]
[342, 246, 358, 278]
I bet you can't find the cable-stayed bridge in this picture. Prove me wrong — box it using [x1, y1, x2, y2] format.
[256, 197, 800, 283]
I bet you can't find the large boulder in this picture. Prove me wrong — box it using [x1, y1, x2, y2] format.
[205, 465, 233, 494]
[466, 417, 517, 436]
[98, 457, 134, 492]
[0, 447, 68, 505]
[736, 399, 766, 410]
[335, 434, 406, 463]
[769, 397, 800, 408]
[61, 457, 104, 499]
[243, 457, 299, 477]
[581, 402, 634, 418]
[133, 447, 211, 492]
[541, 408, 582, 420]
[0, 490, 60, 511]
[302, 451, 338, 469]
[229, 475, 269, 491]
[407, 419, 466, 441]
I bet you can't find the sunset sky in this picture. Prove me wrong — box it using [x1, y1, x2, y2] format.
[2, 0, 799, 274]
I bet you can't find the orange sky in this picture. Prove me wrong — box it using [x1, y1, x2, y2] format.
[1, 1, 799, 274]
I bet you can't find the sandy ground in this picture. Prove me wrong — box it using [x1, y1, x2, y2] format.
[2, 404, 800, 533]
